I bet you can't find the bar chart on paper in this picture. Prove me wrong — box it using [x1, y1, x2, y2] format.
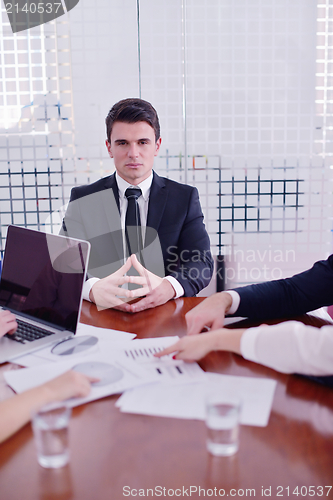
[121, 337, 206, 383]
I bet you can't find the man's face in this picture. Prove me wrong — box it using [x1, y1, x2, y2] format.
[106, 121, 161, 185]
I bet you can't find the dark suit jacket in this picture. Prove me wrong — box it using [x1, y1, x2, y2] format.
[234, 256, 333, 386]
[234, 254, 333, 320]
[61, 171, 213, 296]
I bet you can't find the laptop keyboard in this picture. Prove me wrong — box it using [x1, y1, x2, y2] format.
[6, 318, 53, 344]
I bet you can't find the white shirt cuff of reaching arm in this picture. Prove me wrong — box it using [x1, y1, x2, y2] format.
[82, 277, 100, 302]
[164, 276, 184, 299]
[226, 290, 240, 315]
[240, 327, 261, 362]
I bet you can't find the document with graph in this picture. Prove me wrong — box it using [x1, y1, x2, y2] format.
[118, 336, 206, 383]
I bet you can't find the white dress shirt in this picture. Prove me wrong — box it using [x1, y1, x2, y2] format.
[225, 289, 333, 375]
[83, 172, 184, 301]
[225, 290, 240, 315]
[240, 321, 333, 375]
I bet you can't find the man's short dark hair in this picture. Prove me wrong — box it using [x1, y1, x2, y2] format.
[106, 98, 160, 143]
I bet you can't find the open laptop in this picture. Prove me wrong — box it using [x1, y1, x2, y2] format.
[0, 225, 90, 363]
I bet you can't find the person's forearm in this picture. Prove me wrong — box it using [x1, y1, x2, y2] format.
[240, 321, 333, 375]
[211, 328, 245, 355]
[220, 291, 233, 315]
[0, 385, 55, 444]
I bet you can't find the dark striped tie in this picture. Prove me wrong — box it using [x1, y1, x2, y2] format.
[125, 187, 143, 258]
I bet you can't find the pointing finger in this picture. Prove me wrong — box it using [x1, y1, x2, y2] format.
[154, 343, 180, 357]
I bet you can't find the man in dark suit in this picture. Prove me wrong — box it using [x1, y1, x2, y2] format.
[61, 98, 213, 312]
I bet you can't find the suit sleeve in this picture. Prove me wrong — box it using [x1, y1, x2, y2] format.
[60, 187, 95, 281]
[60, 187, 87, 241]
[167, 187, 213, 296]
[234, 255, 333, 319]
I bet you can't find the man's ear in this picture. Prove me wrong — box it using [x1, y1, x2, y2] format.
[155, 137, 162, 156]
[106, 140, 113, 158]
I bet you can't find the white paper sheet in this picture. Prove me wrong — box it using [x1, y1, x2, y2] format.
[307, 307, 333, 324]
[9, 323, 136, 367]
[116, 372, 277, 427]
[76, 323, 136, 341]
[224, 316, 246, 326]
[4, 351, 154, 408]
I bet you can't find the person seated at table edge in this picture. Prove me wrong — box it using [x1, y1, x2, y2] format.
[156, 255, 333, 384]
[0, 310, 95, 444]
[61, 98, 213, 313]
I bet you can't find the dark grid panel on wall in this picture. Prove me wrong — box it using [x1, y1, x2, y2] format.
[218, 176, 303, 235]
[154, 153, 305, 256]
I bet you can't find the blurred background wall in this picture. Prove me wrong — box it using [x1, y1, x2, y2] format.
[0, 0, 332, 293]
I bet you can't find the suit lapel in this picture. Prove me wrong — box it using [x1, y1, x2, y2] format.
[103, 173, 120, 212]
[100, 173, 124, 261]
[146, 171, 168, 237]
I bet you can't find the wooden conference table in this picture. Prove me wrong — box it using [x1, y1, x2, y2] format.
[0, 298, 332, 500]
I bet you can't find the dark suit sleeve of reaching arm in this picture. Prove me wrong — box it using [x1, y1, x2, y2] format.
[234, 255, 333, 320]
[167, 187, 213, 296]
[297, 374, 333, 387]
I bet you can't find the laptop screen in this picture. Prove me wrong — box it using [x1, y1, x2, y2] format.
[0, 226, 89, 333]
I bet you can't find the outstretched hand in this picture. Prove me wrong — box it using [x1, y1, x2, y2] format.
[155, 328, 245, 361]
[154, 333, 219, 362]
[185, 292, 233, 335]
[44, 370, 98, 402]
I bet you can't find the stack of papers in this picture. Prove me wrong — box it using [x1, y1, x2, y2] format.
[117, 372, 276, 427]
[4, 326, 277, 426]
[4, 334, 207, 408]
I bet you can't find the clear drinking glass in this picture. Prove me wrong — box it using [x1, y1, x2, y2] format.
[205, 393, 241, 456]
[32, 404, 71, 468]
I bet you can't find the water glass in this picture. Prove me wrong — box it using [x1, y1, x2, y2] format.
[205, 393, 241, 456]
[32, 404, 71, 468]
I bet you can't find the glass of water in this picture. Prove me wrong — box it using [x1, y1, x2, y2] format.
[205, 392, 241, 456]
[32, 404, 72, 468]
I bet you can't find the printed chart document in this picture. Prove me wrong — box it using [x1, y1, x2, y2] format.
[9, 323, 136, 367]
[5, 331, 276, 425]
[117, 372, 277, 427]
[5, 351, 153, 408]
[117, 337, 206, 383]
[5, 336, 206, 407]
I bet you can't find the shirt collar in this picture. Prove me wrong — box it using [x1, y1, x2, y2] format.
[116, 172, 153, 202]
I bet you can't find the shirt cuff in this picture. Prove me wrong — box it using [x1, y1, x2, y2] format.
[164, 276, 184, 299]
[226, 290, 240, 315]
[82, 277, 100, 302]
[240, 327, 262, 362]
